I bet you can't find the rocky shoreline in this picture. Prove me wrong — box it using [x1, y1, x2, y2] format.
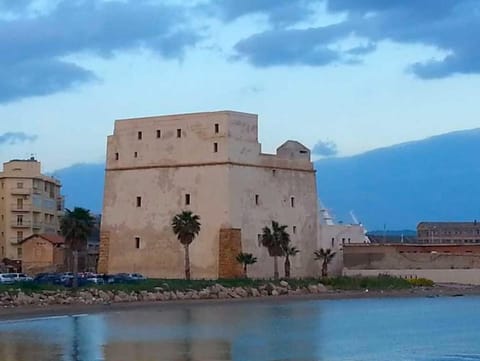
[1, 281, 328, 308]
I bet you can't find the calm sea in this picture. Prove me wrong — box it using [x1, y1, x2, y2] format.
[0, 296, 479, 361]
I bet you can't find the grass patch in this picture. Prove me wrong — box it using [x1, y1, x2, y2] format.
[0, 275, 433, 294]
[322, 275, 413, 290]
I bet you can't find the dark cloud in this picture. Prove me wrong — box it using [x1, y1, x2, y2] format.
[0, 0, 200, 102]
[0, 132, 37, 145]
[230, 0, 480, 78]
[312, 140, 338, 157]
[205, 0, 315, 26]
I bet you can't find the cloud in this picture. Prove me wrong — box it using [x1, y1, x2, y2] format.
[228, 0, 480, 78]
[312, 140, 338, 157]
[205, 0, 316, 26]
[0, 0, 201, 103]
[0, 132, 38, 145]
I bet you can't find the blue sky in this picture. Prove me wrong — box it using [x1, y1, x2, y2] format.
[0, 0, 479, 171]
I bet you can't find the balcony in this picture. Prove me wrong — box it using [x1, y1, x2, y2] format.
[10, 187, 31, 195]
[10, 204, 32, 212]
[10, 220, 32, 228]
[9, 238, 24, 245]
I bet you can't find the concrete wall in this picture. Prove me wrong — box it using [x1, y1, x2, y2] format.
[343, 244, 480, 284]
[344, 269, 480, 285]
[101, 111, 320, 279]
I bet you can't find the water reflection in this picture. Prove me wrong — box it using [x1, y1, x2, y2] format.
[1, 297, 480, 361]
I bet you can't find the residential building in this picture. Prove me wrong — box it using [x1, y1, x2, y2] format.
[19, 234, 65, 274]
[0, 158, 64, 261]
[417, 221, 480, 244]
[99, 111, 319, 278]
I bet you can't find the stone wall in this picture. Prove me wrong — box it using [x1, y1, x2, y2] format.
[97, 231, 110, 274]
[218, 228, 243, 278]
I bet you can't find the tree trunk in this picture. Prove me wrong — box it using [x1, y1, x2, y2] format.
[184, 244, 191, 280]
[273, 255, 279, 280]
[243, 264, 248, 278]
[285, 255, 290, 279]
[73, 250, 79, 289]
[322, 259, 328, 278]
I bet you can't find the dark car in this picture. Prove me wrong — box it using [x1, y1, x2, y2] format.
[107, 273, 142, 284]
[33, 273, 63, 285]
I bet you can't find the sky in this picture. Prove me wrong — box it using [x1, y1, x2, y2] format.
[0, 0, 479, 172]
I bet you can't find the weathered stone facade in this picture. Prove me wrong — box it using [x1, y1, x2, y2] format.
[100, 111, 319, 279]
[218, 228, 243, 278]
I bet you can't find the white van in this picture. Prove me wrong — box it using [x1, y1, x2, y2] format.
[0, 273, 16, 284]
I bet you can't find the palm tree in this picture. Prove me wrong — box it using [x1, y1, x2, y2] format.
[60, 207, 95, 288]
[171, 211, 201, 280]
[236, 252, 257, 278]
[261, 221, 290, 280]
[314, 248, 336, 277]
[283, 245, 300, 279]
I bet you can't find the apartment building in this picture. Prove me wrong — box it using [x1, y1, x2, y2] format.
[99, 111, 319, 278]
[0, 158, 64, 260]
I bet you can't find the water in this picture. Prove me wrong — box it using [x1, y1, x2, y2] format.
[1, 296, 480, 361]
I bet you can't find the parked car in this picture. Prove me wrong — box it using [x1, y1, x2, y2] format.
[0, 273, 16, 285]
[127, 273, 146, 281]
[107, 273, 145, 284]
[10, 273, 33, 282]
[33, 273, 63, 285]
[86, 274, 105, 285]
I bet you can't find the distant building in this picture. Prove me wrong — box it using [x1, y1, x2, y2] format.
[19, 234, 65, 274]
[417, 221, 480, 244]
[99, 111, 319, 278]
[0, 158, 64, 262]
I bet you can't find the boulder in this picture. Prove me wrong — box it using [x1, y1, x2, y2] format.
[317, 283, 328, 292]
[251, 288, 260, 297]
[234, 287, 248, 298]
[308, 285, 318, 294]
[280, 280, 289, 288]
[271, 290, 279, 297]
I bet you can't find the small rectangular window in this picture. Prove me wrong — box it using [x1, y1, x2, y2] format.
[17, 182, 23, 189]
[185, 194, 191, 205]
[292, 226, 297, 234]
[115, 152, 119, 160]
[136, 196, 142, 207]
[257, 234, 262, 246]
[255, 194, 259, 205]
[135, 237, 140, 249]
[331, 238, 335, 247]
[157, 130, 161, 138]
[214, 142, 218, 153]
[177, 129, 182, 138]
[215, 123, 219, 133]
[138, 131, 142, 140]
[134, 152, 138, 158]
[17, 247, 22, 259]
[290, 197, 295, 208]
[272, 169, 276, 176]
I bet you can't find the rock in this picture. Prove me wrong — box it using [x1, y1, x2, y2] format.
[308, 285, 318, 294]
[154, 292, 164, 301]
[198, 290, 210, 299]
[191, 291, 200, 300]
[154, 287, 163, 292]
[218, 291, 229, 299]
[251, 288, 260, 297]
[163, 292, 171, 301]
[277, 287, 288, 295]
[15, 292, 33, 305]
[234, 287, 248, 298]
[170, 292, 178, 300]
[280, 280, 289, 288]
[260, 290, 268, 297]
[176, 291, 185, 300]
[271, 290, 279, 297]
[266, 283, 275, 294]
[317, 283, 328, 292]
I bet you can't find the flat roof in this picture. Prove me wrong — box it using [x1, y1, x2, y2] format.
[116, 110, 258, 122]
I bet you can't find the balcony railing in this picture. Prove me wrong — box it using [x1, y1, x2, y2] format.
[9, 238, 24, 245]
[10, 220, 32, 228]
[10, 204, 32, 212]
